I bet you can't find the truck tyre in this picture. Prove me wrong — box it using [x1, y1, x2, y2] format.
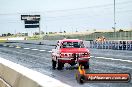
[57, 61, 64, 70]
[70, 62, 75, 66]
[52, 59, 56, 69]
[80, 62, 89, 69]
[83, 62, 89, 69]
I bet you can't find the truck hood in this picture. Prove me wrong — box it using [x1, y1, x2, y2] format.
[60, 48, 89, 53]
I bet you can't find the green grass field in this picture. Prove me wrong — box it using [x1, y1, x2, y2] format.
[0, 40, 7, 43]
[43, 31, 132, 40]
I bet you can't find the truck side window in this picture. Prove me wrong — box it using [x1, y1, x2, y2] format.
[55, 45, 57, 49]
[80, 41, 85, 48]
[57, 45, 60, 49]
[55, 43, 59, 49]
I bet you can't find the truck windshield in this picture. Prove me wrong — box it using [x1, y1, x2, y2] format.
[61, 42, 84, 48]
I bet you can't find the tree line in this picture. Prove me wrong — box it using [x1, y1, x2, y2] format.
[1, 33, 13, 36]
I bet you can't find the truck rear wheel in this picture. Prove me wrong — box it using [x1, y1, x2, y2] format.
[52, 60, 56, 69]
[80, 62, 89, 69]
[83, 62, 89, 69]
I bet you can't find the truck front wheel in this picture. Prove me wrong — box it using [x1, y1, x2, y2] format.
[52, 59, 56, 69]
[57, 61, 64, 70]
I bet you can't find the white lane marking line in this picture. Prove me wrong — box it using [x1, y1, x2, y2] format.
[90, 56, 94, 57]
[95, 57, 132, 63]
[119, 59, 132, 63]
[121, 66, 132, 70]
[9, 45, 14, 47]
[3, 45, 7, 46]
[16, 46, 21, 48]
[31, 49, 38, 51]
[39, 50, 46, 52]
[24, 48, 30, 49]
[48, 51, 52, 53]
[16, 47, 21, 48]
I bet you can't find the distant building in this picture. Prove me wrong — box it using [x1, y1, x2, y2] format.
[26, 28, 39, 36]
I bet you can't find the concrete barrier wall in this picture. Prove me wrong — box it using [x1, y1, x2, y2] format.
[0, 57, 71, 87]
[0, 77, 11, 87]
[0, 58, 41, 87]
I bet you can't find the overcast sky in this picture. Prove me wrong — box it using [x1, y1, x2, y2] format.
[0, 0, 132, 34]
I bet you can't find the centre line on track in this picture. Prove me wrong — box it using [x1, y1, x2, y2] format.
[24, 48, 30, 49]
[3, 45, 7, 46]
[31, 49, 38, 51]
[90, 56, 94, 57]
[39, 50, 46, 52]
[48, 51, 52, 53]
[95, 56, 132, 63]
[9, 45, 14, 47]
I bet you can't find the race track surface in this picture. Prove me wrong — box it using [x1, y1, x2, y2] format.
[0, 42, 132, 87]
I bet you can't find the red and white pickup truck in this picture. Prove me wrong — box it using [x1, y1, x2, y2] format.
[51, 39, 90, 70]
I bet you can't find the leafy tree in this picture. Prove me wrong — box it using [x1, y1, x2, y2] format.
[7, 33, 11, 36]
[2, 34, 7, 36]
[119, 29, 124, 32]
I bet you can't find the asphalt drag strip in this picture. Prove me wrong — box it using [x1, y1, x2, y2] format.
[0, 43, 132, 87]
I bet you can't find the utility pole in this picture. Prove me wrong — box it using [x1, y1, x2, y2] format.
[45, 25, 47, 34]
[39, 21, 41, 36]
[38, 16, 41, 39]
[114, 0, 116, 39]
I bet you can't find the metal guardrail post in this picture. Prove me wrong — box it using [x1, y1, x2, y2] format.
[121, 41, 123, 50]
[90, 41, 92, 48]
[102, 42, 103, 49]
[126, 41, 127, 50]
[109, 41, 111, 49]
[131, 41, 132, 50]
